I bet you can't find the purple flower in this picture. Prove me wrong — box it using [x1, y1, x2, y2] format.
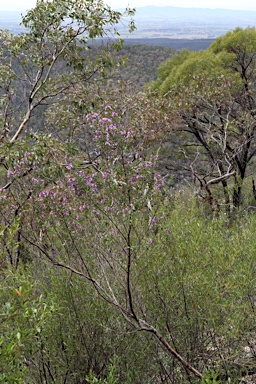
[7, 170, 14, 177]
[66, 163, 73, 170]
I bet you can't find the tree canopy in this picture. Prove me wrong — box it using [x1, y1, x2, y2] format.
[151, 27, 256, 210]
[0, 0, 135, 143]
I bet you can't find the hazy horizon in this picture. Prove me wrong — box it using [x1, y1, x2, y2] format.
[1, 0, 256, 12]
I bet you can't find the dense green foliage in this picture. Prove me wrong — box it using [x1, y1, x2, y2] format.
[151, 27, 256, 212]
[1, 2, 256, 383]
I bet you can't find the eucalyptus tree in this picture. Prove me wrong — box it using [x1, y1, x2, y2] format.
[0, 0, 135, 143]
[151, 27, 256, 211]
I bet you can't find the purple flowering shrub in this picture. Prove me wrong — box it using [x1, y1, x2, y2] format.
[0, 107, 173, 276]
[0, 116, 163, 340]
[0, 110, 207, 380]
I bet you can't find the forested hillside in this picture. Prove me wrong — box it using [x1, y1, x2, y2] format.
[1, 1, 256, 384]
[112, 44, 175, 86]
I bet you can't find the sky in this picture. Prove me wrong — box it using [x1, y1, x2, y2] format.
[1, 0, 256, 12]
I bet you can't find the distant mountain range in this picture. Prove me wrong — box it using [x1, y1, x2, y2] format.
[1, 6, 256, 39]
[0, 11, 24, 34]
[118, 6, 256, 39]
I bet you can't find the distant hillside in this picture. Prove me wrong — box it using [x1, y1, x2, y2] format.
[118, 6, 256, 39]
[111, 44, 175, 87]
[0, 11, 24, 34]
[122, 38, 214, 51]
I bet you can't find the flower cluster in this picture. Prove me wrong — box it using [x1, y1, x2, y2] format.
[1, 108, 177, 246]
